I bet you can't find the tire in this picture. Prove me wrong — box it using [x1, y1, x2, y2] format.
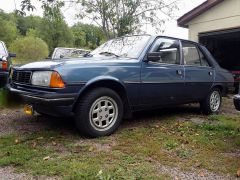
[234, 84, 239, 94]
[74, 87, 123, 138]
[200, 88, 222, 115]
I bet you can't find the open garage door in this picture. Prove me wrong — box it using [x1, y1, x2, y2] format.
[199, 28, 240, 93]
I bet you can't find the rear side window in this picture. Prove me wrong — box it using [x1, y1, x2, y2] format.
[199, 49, 210, 67]
[182, 42, 201, 66]
[182, 42, 209, 67]
[149, 38, 180, 64]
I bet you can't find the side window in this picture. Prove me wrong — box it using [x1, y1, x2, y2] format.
[149, 38, 180, 64]
[199, 49, 210, 67]
[182, 42, 201, 66]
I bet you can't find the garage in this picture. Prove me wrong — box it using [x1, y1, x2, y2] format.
[178, 0, 240, 92]
[199, 28, 240, 92]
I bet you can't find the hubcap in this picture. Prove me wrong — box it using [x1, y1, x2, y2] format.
[89, 96, 118, 131]
[210, 91, 221, 112]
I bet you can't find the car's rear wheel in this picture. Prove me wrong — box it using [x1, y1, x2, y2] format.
[200, 88, 222, 115]
[74, 87, 123, 138]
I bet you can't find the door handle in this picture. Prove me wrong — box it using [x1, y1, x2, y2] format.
[209, 71, 213, 76]
[176, 70, 182, 76]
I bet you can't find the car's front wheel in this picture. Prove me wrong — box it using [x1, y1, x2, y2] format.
[74, 87, 123, 138]
[200, 88, 222, 115]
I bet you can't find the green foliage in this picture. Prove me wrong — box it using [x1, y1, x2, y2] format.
[9, 36, 49, 64]
[16, 15, 42, 36]
[38, 0, 73, 53]
[77, 0, 178, 38]
[71, 23, 106, 49]
[39, 19, 73, 53]
[0, 11, 18, 46]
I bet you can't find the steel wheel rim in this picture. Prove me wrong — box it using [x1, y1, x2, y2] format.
[210, 91, 221, 112]
[89, 96, 118, 131]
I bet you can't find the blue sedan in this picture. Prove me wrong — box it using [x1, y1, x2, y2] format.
[9, 35, 234, 137]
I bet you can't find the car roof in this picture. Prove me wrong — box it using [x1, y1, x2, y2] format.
[119, 34, 201, 45]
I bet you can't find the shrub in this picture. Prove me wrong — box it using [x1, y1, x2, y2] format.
[9, 36, 49, 64]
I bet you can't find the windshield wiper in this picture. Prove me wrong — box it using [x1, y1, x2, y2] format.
[83, 52, 93, 57]
[99, 51, 119, 57]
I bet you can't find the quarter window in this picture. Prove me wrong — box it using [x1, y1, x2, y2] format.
[182, 42, 210, 67]
[182, 42, 201, 66]
[199, 50, 210, 67]
[149, 38, 180, 64]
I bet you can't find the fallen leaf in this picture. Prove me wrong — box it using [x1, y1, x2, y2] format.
[32, 142, 37, 148]
[89, 146, 94, 152]
[174, 177, 179, 180]
[237, 168, 240, 177]
[96, 170, 103, 176]
[52, 141, 57, 146]
[43, 156, 50, 161]
[37, 137, 44, 140]
[198, 171, 205, 177]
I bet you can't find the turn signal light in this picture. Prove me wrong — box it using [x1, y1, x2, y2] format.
[1, 60, 7, 71]
[50, 71, 65, 88]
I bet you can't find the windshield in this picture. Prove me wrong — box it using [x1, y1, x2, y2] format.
[90, 35, 151, 59]
[52, 48, 89, 59]
[0, 42, 7, 57]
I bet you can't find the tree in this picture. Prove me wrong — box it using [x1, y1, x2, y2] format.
[77, 0, 179, 38]
[20, 0, 179, 39]
[71, 23, 106, 49]
[9, 36, 49, 64]
[38, 0, 73, 52]
[0, 10, 18, 46]
[15, 15, 42, 36]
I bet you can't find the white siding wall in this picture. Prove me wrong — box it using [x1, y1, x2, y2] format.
[186, 0, 240, 42]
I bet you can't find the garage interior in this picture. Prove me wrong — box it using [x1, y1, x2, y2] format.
[199, 28, 240, 92]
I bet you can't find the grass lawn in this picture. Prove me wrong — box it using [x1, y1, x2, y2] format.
[0, 97, 239, 179]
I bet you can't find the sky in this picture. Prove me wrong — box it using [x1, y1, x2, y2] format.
[1, 0, 206, 39]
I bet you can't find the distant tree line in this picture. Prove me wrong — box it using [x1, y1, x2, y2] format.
[0, 5, 106, 64]
[0, 0, 178, 64]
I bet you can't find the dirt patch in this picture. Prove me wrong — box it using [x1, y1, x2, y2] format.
[0, 107, 77, 137]
[156, 164, 237, 180]
[0, 167, 58, 180]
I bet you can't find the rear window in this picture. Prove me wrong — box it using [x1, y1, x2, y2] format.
[0, 42, 7, 57]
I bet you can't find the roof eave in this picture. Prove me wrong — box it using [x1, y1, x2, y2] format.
[178, 0, 224, 28]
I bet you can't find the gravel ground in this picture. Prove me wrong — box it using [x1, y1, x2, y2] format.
[0, 107, 76, 137]
[157, 164, 238, 180]
[0, 166, 59, 180]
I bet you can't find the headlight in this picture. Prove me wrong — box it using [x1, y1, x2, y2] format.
[31, 71, 65, 88]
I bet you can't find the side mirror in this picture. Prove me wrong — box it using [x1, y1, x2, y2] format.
[146, 52, 161, 62]
[9, 53, 16, 58]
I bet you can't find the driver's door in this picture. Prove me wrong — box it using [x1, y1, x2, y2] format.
[140, 37, 185, 106]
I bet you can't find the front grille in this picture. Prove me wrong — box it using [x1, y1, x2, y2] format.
[12, 71, 32, 85]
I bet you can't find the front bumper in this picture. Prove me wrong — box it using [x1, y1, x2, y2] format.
[234, 95, 240, 111]
[8, 84, 78, 116]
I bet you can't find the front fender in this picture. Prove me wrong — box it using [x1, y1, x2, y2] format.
[73, 75, 127, 107]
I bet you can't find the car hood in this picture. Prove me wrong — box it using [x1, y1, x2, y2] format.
[14, 56, 138, 70]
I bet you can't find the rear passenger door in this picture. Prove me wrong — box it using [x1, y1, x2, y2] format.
[182, 41, 214, 101]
